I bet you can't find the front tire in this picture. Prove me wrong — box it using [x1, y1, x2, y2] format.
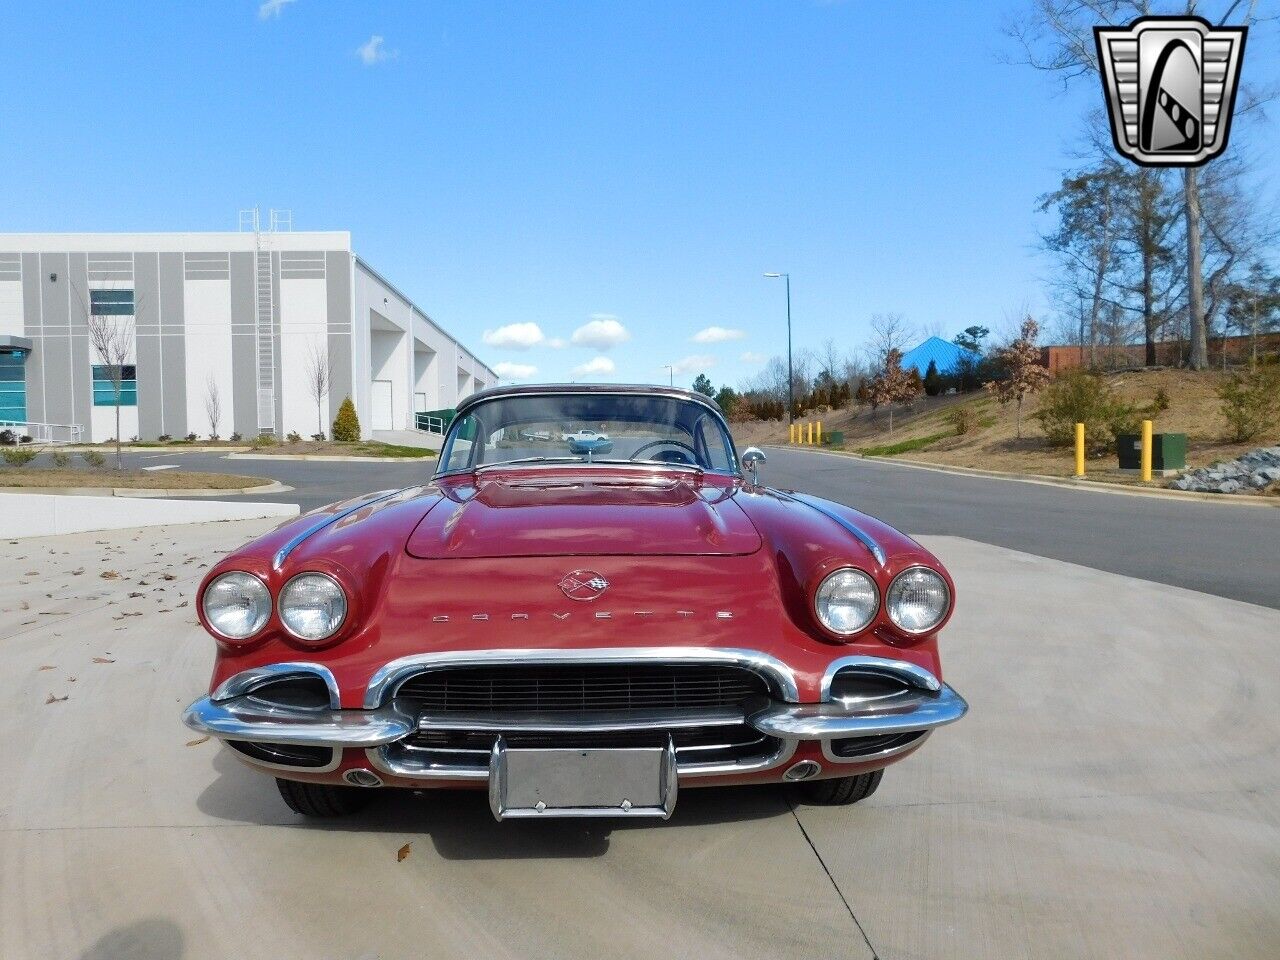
[276, 778, 373, 817]
[794, 770, 883, 806]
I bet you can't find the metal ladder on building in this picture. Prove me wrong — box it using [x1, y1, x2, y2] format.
[240, 207, 276, 434]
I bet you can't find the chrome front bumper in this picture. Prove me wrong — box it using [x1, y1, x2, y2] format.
[182, 653, 967, 777]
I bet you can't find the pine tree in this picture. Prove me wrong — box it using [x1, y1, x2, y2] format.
[332, 396, 361, 442]
[923, 359, 943, 397]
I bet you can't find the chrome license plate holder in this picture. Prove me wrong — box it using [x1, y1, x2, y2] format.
[487, 735, 678, 821]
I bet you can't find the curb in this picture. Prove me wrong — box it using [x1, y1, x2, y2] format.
[61, 445, 252, 453]
[0, 480, 293, 498]
[226, 452, 434, 463]
[765, 445, 1280, 508]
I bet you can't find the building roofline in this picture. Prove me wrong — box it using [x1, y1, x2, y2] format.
[0, 231, 352, 253]
[352, 254, 497, 383]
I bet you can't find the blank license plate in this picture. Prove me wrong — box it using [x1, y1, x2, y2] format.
[488, 736, 678, 820]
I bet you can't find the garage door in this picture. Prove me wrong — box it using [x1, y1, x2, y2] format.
[371, 380, 394, 431]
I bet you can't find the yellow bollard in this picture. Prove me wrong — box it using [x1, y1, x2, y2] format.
[1074, 423, 1085, 477]
[1141, 419, 1153, 482]
[816, 421, 823, 445]
[788, 423, 794, 444]
[806, 422, 814, 445]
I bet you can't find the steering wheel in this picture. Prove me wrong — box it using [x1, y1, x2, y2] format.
[629, 439, 701, 466]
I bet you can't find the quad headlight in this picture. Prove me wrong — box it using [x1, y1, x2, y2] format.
[886, 566, 950, 634]
[201, 571, 271, 641]
[814, 568, 880, 637]
[278, 572, 348, 642]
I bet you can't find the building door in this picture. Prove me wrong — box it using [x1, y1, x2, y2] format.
[0, 349, 27, 426]
[371, 380, 394, 430]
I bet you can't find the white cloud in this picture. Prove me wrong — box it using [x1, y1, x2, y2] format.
[546, 337, 568, 349]
[258, 0, 296, 19]
[670, 354, 717, 375]
[739, 351, 767, 365]
[493, 361, 537, 380]
[482, 322, 544, 350]
[692, 326, 746, 344]
[357, 35, 398, 66]
[573, 356, 616, 377]
[571, 315, 631, 350]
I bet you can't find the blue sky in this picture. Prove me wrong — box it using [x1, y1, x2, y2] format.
[2, 1, 1275, 388]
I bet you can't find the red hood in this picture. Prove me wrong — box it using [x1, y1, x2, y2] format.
[406, 468, 762, 559]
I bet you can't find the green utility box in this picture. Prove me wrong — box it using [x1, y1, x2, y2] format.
[415, 408, 457, 432]
[823, 431, 845, 447]
[1116, 432, 1187, 471]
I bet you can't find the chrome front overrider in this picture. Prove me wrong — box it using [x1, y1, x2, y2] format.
[183, 651, 966, 778]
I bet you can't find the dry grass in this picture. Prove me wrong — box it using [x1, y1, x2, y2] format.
[731, 369, 1280, 481]
[0, 468, 271, 489]
[247, 440, 436, 458]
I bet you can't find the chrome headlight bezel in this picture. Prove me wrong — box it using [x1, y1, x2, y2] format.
[201, 571, 272, 641]
[886, 565, 951, 635]
[278, 572, 348, 643]
[813, 567, 880, 638]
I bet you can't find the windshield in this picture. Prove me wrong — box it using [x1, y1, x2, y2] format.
[437, 392, 738, 475]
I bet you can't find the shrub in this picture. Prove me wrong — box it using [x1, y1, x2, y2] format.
[286, 431, 302, 443]
[1216, 367, 1280, 442]
[1033, 371, 1139, 455]
[947, 404, 979, 436]
[230, 432, 242, 442]
[185, 432, 198, 442]
[1149, 386, 1171, 415]
[251, 433, 278, 449]
[157, 434, 172, 442]
[2, 446, 38, 465]
[0, 429, 14, 445]
[81, 450, 106, 468]
[311, 432, 326, 441]
[208, 432, 220, 441]
[19, 434, 33, 444]
[332, 396, 361, 442]
[51, 451, 70, 468]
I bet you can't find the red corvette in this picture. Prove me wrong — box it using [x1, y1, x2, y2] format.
[184, 384, 966, 820]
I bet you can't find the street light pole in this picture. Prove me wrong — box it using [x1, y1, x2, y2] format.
[765, 273, 793, 425]
[663, 365, 674, 387]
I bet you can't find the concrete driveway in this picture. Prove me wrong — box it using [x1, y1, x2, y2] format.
[3, 519, 1278, 959]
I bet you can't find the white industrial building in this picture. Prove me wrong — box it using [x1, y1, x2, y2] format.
[0, 230, 495, 443]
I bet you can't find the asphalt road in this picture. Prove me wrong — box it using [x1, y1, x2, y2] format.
[31, 444, 1278, 608]
[761, 447, 1280, 610]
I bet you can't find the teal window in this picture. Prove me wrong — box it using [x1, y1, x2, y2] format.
[92, 365, 138, 406]
[0, 350, 25, 423]
[90, 289, 135, 315]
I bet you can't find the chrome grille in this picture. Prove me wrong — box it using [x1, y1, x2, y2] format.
[394, 663, 770, 713]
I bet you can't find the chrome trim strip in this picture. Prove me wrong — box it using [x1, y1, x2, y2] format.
[182, 697, 415, 747]
[749, 683, 967, 740]
[211, 662, 341, 710]
[820, 730, 932, 766]
[271, 489, 405, 570]
[363, 646, 801, 708]
[416, 706, 747, 734]
[365, 737, 797, 782]
[820, 655, 942, 698]
[780, 492, 887, 566]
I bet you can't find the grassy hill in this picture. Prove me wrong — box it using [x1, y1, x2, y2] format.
[731, 369, 1280, 482]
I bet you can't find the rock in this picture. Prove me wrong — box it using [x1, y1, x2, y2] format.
[1215, 479, 1242, 494]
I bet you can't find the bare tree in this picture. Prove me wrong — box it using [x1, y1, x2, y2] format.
[84, 311, 133, 470]
[204, 375, 222, 440]
[1007, 0, 1269, 370]
[868, 313, 913, 371]
[303, 340, 333, 439]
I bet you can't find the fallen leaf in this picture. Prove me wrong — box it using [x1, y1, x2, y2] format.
[38, 665, 56, 671]
[45, 693, 69, 704]
[397, 842, 412, 862]
[159, 573, 176, 581]
[128, 592, 144, 598]
[99, 570, 118, 579]
[19, 600, 30, 610]
[93, 657, 115, 664]
[185, 736, 210, 747]
[24, 570, 38, 576]
[177, 600, 189, 608]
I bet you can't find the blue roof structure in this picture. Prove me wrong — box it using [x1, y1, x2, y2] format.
[900, 336, 976, 377]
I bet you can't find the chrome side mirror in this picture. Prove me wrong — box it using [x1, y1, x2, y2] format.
[742, 446, 767, 482]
